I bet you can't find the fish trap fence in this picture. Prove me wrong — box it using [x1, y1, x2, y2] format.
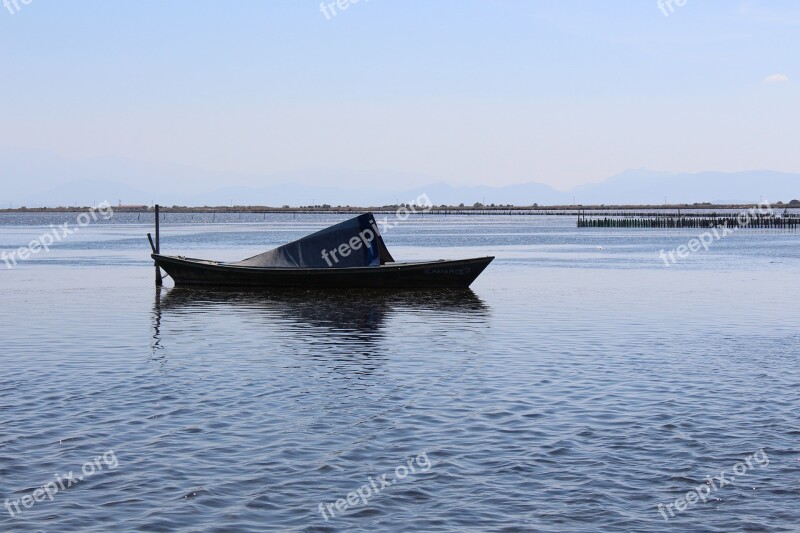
[577, 212, 800, 229]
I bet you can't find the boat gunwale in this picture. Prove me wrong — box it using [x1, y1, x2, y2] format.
[152, 254, 494, 273]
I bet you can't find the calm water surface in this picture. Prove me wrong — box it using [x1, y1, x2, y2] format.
[1, 213, 799, 532]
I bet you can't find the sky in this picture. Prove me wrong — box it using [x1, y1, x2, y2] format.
[0, 0, 798, 195]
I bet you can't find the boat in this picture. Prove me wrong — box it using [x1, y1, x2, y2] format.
[149, 212, 494, 289]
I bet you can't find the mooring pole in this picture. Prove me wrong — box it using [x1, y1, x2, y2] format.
[154, 204, 163, 287]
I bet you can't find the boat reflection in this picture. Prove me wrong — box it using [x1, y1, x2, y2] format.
[151, 287, 490, 355]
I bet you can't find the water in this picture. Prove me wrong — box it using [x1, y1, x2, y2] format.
[1, 213, 799, 532]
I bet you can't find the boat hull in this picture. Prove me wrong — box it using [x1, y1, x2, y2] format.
[152, 255, 494, 289]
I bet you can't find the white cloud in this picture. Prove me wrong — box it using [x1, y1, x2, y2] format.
[763, 74, 790, 83]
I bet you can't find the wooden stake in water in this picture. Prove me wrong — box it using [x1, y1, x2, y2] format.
[154, 204, 163, 287]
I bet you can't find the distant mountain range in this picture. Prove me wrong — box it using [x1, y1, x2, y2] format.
[1, 146, 798, 207]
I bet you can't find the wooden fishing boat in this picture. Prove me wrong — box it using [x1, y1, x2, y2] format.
[149, 213, 493, 289]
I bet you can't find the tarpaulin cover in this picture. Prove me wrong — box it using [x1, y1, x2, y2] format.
[231, 213, 395, 269]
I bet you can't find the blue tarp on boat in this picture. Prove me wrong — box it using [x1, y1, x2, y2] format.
[231, 213, 395, 269]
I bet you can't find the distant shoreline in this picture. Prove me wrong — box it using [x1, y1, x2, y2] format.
[1, 203, 799, 214]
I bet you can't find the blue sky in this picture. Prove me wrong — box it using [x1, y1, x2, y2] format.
[0, 0, 797, 193]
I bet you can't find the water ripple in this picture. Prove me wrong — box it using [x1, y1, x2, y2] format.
[1, 217, 800, 531]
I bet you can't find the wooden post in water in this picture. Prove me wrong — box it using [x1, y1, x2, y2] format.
[154, 204, 163, 287]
